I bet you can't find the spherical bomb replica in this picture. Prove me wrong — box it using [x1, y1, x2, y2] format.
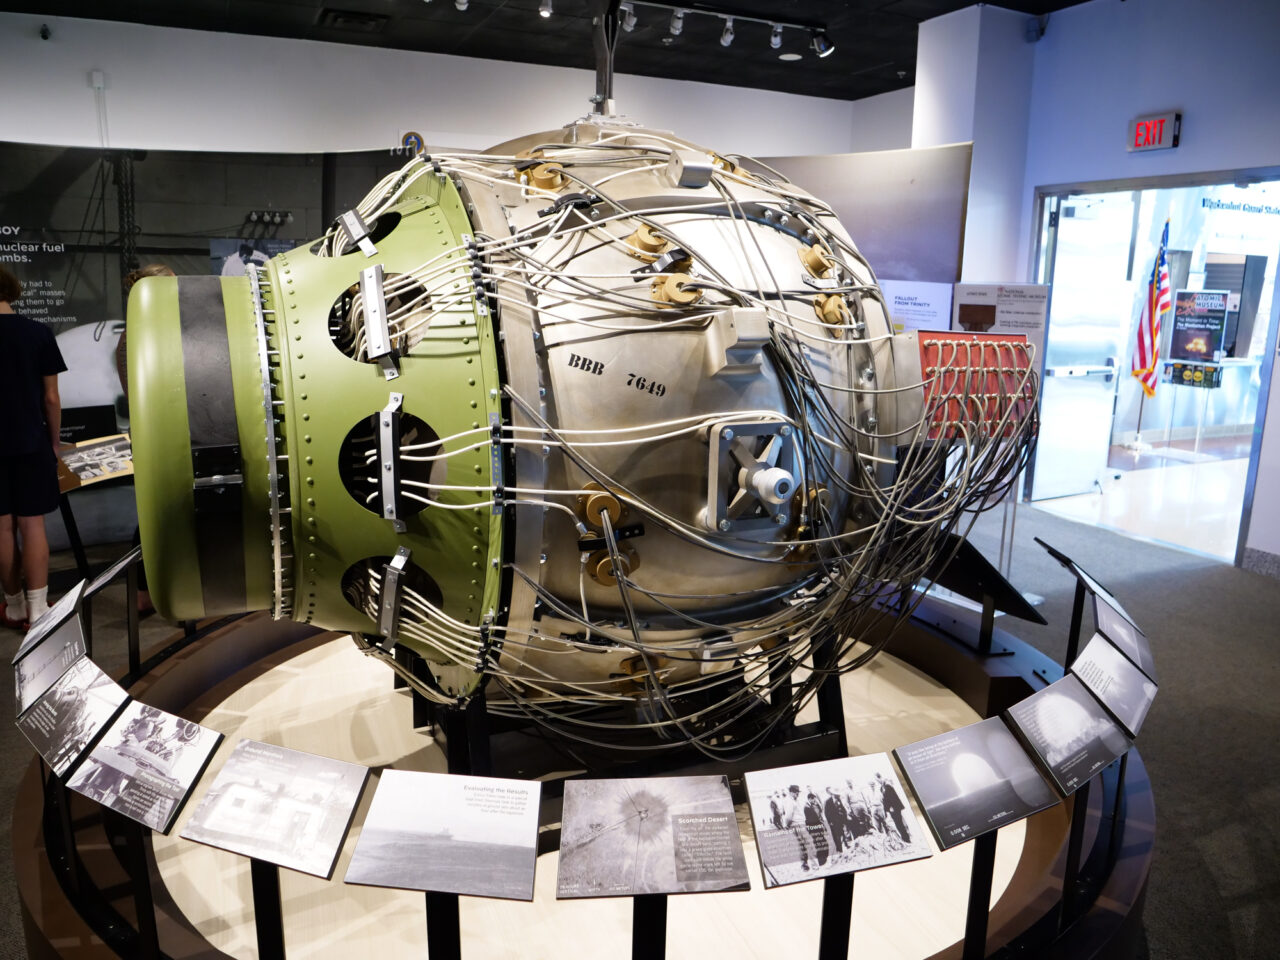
[127, 118, 1037, 755]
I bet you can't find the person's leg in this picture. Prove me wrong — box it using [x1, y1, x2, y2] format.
[0, 513, 18, 596]
[17, 514, 50, 620]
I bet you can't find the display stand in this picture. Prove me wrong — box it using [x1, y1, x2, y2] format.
[924, 533, 1047, 657]
[250, 858, 287, 960]
[632, 894, 668, 960]
[119, 817, 161, 960]
[57, 493, 91, 581]
[817, 873, 854, 960]
[424, 891, 463, 960]
[962, 832, 998, 960]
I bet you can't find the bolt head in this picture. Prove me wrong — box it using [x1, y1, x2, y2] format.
[718, 519, 732, 532]
[780, 425, 792, 436]
[774, 513, 788, 525]
[723, 428, 734, 441]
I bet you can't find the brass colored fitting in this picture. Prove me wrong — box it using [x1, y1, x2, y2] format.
[578, 481, 623, 529]
[799, 243, 835, 278]
[625, 223, 671, 262]
[651, 272, 702, 306]
[526, 163, 565, 190]
[587, 544, 639, 586]
[814, 293, 851, 328]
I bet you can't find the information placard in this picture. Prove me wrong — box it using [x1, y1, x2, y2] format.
[745, 753, 931, 887]
[1006, 675, 1131, 795]
[66, 701, 222, 833]
[557, 775, 749, 898]
[182, 740, 367, 878]
[894, 718, 1057, 851]
[346, 770, 541, 900]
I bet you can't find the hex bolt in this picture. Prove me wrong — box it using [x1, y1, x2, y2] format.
[774, 513, 788, 525]
[780, 425, 792, 437]
[723, 428, 734, 441]
[718, 519, 732, 532]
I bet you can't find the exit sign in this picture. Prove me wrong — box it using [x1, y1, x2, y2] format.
[1128, 112, 1181, 152]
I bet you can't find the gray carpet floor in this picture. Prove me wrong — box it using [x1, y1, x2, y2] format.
[3, 503, 1277, 958]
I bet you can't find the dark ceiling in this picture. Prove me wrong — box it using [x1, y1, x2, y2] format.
[10, 0, 1088, 101]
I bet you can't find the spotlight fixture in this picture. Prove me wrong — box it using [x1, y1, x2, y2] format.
[455, 0, 467, 8]
[810, 28, 835, 58]
[539, 0, 552, 18]
[620, 2, 637, 32]
[770, 23, 783, 49]
[720, 16, 734, 47]
[668, 9, 684, 36]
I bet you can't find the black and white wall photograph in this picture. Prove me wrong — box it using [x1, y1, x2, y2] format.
[16, 657, 127, 777]
[894, 717, 1058, 850]
[745, 753, 932, 888]
[181, 739, 368, 878]
[346, 769, 541, 901]
[1093, 594, 1157, 681]
[1005, 675, 1132, 795]
[66, 701, 222, 833]
[1071, 633, 1159, 737]
[557, 775, 749, 898]
[13, 612, 86, 716]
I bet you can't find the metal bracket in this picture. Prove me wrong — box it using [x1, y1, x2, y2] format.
[488, 413, 504, 515]
[377, 547, 411, 647]
[705, 421, 800, 534]
[359, 263, 399, 381]
[377, 392, 407, 533]
[339, 208, 378, 257]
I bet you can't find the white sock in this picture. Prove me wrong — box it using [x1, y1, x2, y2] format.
[3, 590, 25, 620]
[26, 586, 49, 622]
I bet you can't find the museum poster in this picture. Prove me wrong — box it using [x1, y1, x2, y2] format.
[1169, 289, 1229, 362]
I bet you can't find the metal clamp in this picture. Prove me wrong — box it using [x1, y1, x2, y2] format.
[359, 263, 399, 380]
[377, 547, 411, 646]
[339, 209, 378, 258]
[377, 392, 406, 533]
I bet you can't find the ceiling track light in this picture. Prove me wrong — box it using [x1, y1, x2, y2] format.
[620, 2, 637, 32]
[810, 27, 835, 58]
[668, 9, 684, 36]
[770, 23, 783, 49]
[720, 16, 734, 47]
[539, 0, 552, 18]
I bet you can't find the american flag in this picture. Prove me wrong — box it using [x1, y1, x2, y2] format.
[1131, 219, 1171, 398]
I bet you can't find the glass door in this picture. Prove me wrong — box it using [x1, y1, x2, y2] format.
[1029, 176, 1280, 561]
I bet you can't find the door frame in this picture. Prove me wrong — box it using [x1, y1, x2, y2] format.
[1027, 165, 1280, 567]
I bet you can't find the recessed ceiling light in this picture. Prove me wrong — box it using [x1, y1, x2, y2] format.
[779, 52, 803, 61]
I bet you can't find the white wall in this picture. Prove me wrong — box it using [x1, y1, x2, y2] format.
[0, 13, 863, 158]
[911, 6, 981, 150]
[963, 6, 1035, 282]
[1020, 0, 1280, 272]
[849, 87, 914, 152]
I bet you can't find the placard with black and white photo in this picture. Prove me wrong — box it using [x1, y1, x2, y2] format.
[346, 770, 541, 900]
[1093, 594, 1156, 682]
[14, 604, 86, 716]
[1005, 675, 1132, 796]
[894, 717, 1058, 851]
[13, 579, 84, 664]
[17, 657, 128, 777]
[66, 701, 222, 832]
[557, 775, 749, 898]
[1070, 634, 1158, 738]
[181, 740, 368, 878]
[745, 753, 932, 888]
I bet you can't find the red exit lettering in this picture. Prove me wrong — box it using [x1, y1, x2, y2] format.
[1133, 118, 1166, 148]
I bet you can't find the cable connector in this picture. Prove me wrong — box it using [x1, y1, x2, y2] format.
[537, 192, 602, 217]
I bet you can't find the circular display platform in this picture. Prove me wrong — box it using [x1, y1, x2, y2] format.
[150, 631, 1065, 960]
